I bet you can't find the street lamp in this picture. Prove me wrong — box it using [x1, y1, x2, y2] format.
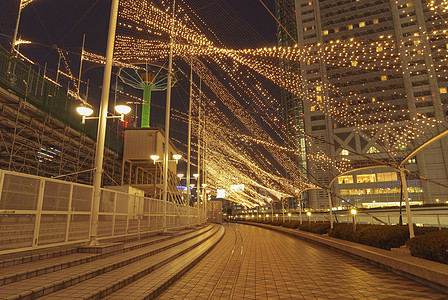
[77, 103, 131, 124]
[307, 211, 312, 226]
[351, 209, 357, 232]
[151, 154, 182, 164]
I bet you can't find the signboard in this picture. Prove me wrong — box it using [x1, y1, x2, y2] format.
[217, 189, 226, 198]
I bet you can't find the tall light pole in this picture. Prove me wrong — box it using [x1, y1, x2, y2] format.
[11, 0, 24, 55]
[162, 0, 176, 231]
[186, 61, 193, 206]
[89, 0, 119, 245]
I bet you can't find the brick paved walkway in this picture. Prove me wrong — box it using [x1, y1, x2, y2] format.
[160, 223, 446, 299]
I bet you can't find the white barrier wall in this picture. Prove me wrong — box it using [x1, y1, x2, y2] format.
[0, 170, 205, 253]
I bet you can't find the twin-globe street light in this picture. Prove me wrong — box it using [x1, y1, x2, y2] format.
[76, 104, 131, 124]
[76, 102, 131, 246]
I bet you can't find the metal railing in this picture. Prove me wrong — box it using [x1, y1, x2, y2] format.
[0, 169, 205, 254]
[238, 210, 448, 229]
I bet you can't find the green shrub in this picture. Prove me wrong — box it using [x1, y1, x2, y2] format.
[297, 222, 331, 234]
[328, 223, 357, 242]
[354, 225, 409, 250]
[282, 221, 301, 229]
[407, 230, 448, 264]
[270, 220, 283, 226]
[328, 223, 441, 250]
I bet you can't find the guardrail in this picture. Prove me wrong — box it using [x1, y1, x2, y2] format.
[236, 209, 448, 229]
[0, 169, 205, 254]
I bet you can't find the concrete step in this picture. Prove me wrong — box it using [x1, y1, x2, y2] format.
[44, 225, 223, 300]
[0, 225, 214, 299]
[103, 225, 225, 299]
[0, 226, 204, 287]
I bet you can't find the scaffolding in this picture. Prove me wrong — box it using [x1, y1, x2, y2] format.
[0, 46, 123, 186]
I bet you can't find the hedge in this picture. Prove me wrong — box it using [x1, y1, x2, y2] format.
[328, 224, 441, 250]
[406, 230, 448, 264]
[297, 222, 331, 234]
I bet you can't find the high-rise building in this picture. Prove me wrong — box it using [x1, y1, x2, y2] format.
[275, 0, 309, 204]
[276, 0, 448, 208]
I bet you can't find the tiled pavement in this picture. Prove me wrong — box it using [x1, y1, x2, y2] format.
[160, 223, 447, 299]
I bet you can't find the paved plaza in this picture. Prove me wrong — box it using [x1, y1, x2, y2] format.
[160, 223, 446, 299]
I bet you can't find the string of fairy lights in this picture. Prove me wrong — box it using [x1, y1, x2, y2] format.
[96, 0, 448, 207]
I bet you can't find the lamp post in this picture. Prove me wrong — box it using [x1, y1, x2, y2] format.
[11, 0, 24, 55]
[162, 0, 176, 232]
[351, 209, 357, 232]
[151, 153, 181, 228]
[202, 183, 208, 221]
[177, 173, 199, 205]
[87, 0, 120, 245]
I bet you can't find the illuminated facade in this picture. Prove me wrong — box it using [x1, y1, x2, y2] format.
[281, 0, 448, 208]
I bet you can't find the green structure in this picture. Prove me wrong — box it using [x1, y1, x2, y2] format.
[118, 63, 175, 128]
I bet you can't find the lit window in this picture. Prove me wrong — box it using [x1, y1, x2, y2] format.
[376, 46, 383, 52]
[316, 86, 322, 91]
[372, 97, 376, 103]
[373, 19, 379, 24]
[317, 95, 322, 101]
[338, 175, 354, 184]
[406, 2, 414, 7]
[377, 172, 398, 182]
[351, 61, 358, 66]
[408, 158, 416, 164]
[357, 174, 376, 183]
[381, 75, 387, 81]
[367, 146, 380, 153]
[440, 87, 447, 94]
[359, 22, 366, 27]
[341, 149, 349, 156]
[323, 30, 329, 35]
[413, 40, 420, 45]
[340, 189, 350, 196]
[348, 24, 353, 30]
[310, 105, 316, 111]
